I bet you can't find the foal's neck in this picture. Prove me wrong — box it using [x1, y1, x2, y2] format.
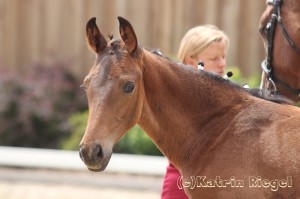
[138, 50, 247, 173]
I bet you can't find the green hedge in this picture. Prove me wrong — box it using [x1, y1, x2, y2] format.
[59, 111, 89, 151]
[115, 125, 162, 156]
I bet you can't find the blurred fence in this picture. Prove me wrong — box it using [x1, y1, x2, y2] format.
[0, 0, 266, 76]
[0, 146, 168, 175]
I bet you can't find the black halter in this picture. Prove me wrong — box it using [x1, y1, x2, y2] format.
[261, 0, 300, 96]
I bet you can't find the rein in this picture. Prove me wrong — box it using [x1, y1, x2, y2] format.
[261, 0, 300, 96]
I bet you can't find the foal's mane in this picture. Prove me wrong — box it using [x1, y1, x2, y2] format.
[150, 49, 293, 105]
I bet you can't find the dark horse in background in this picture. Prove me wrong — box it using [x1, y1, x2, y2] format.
[259, 0, 300, 103]
[79, 16, 300, 198]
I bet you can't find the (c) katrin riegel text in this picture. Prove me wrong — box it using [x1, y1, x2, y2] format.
[177, 176, 292, 192]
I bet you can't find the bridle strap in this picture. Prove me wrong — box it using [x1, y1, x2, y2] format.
[262, 0, 300, 97]
[278, 18, 300, 56]
[261, 60, 277, 92]
[273, 74, 300, 95]
[265, 1, 279, 72]
[267, 0, 300, 56]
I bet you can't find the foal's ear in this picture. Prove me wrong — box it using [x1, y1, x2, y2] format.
[86, 17, 107, 53]
[118, 16, 139, 55]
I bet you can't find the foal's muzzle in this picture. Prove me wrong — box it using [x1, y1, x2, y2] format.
[79, 143, 108, 172]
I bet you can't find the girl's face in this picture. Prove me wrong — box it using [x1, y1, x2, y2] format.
[188, 41, 227, 76]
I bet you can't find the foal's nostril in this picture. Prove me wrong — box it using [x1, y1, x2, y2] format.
[79, 146, 86, 161]
[93, 144, 103, 160]
[79, 148, 83, 160]
[79, 144, 103, 165]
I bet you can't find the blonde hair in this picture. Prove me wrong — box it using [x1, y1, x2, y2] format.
[177, 25, 230, 63]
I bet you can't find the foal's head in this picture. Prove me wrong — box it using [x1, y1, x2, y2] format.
[79, 17, 144, 171]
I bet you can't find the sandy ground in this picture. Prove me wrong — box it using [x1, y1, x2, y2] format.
[0, 167, 163, 199]
[0, 182, 160, 199]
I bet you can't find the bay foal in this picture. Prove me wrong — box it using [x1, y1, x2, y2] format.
[80, 17, 300, 198]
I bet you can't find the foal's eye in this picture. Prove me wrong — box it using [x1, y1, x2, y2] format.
[123, 82, 135, 94]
